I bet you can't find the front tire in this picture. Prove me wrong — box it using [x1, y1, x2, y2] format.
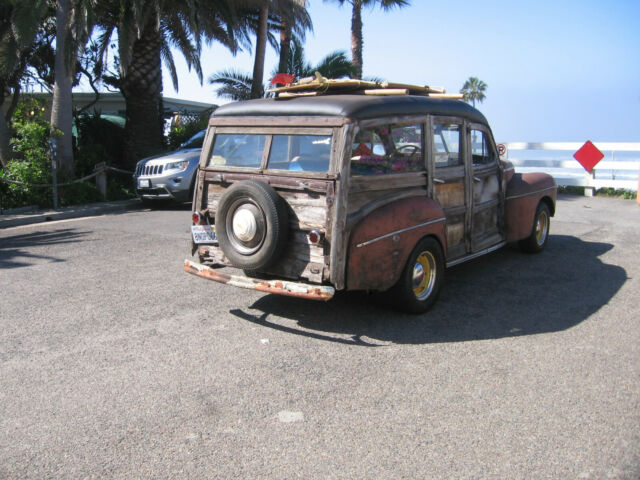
[519, 202, 550, 253]
[391, 237, 444, 314]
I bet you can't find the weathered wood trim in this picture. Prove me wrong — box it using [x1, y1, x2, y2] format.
[329, 124, 355, 290]
[213, 126, 334, 135]
[209, 116, 347, 127]
[349, 172, 427, 193]
[357, 114, 429, 130]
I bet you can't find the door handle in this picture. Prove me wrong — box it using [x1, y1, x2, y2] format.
[433, 178, 445, 184]
[473, 176, 482, 182]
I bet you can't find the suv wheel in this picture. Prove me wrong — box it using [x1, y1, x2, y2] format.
[216, 180, 289, 270]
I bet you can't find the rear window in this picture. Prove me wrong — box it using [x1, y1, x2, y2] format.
[208, 131, 332, 172]
[268, 134, 332, 172]
[209, 134, 266, 168]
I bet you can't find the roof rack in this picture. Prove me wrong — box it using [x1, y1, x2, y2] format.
[267, 73, 464, 100]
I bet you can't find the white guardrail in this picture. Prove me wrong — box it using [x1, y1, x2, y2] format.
[503, 142, 640, 193]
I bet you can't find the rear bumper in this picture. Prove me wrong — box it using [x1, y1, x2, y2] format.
[184, 260, 335, 301]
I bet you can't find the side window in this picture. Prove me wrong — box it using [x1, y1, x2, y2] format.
[471, 130, 495, 166]
[350, 123, 423, 175]
[433, 123, 461, 168]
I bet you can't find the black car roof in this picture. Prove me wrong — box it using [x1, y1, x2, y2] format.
[212, 95, 488, 125]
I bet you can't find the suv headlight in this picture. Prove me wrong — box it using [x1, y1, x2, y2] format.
[165, 160, 189, 172]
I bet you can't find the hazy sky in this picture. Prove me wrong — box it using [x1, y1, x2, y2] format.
[161, 0, 640, 143]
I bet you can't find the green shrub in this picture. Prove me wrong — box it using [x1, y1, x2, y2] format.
[1, 119, 53, 209]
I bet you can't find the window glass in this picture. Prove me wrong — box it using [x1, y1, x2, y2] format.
[267, 134, 332, 172]
[433, 123, 461, 168]
[471, 130, 495, 166]
[350, 123, 423, 175]
[209, 133, 266, 168]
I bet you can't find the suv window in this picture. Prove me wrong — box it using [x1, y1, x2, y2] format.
[433, 123, 461, 168]
[267, 134, 332, 172]
[350, 123, 423, 175]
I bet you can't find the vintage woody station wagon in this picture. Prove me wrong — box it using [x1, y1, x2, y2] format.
[184, 80, 557, 313]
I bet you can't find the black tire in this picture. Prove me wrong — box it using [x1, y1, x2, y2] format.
[391, 237, 444, 314]
[216, 180, 289, 270]
[519, 202, 550, 253]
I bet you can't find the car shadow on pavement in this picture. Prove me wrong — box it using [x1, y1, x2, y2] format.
[231, 235, 628, 346]
[0, 228, 90, 269]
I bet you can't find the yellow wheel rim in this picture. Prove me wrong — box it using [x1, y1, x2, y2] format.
[412, 251, 437, 301]
[535, 209, 549, 246]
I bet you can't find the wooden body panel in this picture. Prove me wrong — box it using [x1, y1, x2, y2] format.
[199, 174, 335, 284]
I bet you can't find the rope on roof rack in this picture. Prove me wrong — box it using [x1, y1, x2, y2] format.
[267, 75, 463, 99]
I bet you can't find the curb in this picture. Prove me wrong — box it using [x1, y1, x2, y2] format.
[0, 199, 143, 229]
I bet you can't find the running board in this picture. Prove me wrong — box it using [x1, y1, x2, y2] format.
[446, 242, 506, 268]
[184, 260, 335, 301]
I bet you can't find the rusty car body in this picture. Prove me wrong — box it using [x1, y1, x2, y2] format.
[185, 82, 556, 313]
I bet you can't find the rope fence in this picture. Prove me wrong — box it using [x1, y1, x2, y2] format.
[0, 164, 133, 188]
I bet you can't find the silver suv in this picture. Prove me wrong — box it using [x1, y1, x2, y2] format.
[134, 130, 204, 203]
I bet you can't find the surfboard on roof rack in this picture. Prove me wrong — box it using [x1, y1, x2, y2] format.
[267, 73, 464, 99]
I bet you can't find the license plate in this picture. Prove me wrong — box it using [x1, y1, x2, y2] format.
[191, 225, 217, 244]
[138, 178, 150, 188]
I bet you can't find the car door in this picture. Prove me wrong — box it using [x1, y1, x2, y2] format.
[430, 118, 469, 260]
[467, 124, 504, 251]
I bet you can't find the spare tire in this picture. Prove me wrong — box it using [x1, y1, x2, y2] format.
[215, 180, 289, 270]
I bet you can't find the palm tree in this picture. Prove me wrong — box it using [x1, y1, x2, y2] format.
[209, 41, 355, 101]
[277, 0, 310, 75]
[50, 0, 94, 175]
[324, 0, 410, 79]
[460, 76, 487, 108]
[208, 69, 256, 101]
[95, 0, 239, 166]
[281, 38, 355, 79]
[235, 0, 312, 99]
[0, 0, 49, 168]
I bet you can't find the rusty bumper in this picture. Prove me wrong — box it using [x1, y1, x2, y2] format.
[184, 260, 335, 301]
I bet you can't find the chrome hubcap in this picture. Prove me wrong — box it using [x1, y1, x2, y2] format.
[232, 207, 257, 242]
[412, 251, 436, 301]
[535, 210, 549, 246]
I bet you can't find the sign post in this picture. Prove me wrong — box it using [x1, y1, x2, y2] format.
[573, 140, 604, 197]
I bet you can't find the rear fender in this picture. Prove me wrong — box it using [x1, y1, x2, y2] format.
[346, 196, 446, 291]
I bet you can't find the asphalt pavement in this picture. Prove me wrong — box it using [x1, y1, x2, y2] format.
[0, 195, 638, 479]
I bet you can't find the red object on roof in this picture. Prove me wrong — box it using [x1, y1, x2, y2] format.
[270, 73, 295, 86]
[573, 140, 604, 173]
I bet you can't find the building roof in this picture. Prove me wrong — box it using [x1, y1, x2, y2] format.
[22, 92, 215, 116]
[212, 94, 488, 125]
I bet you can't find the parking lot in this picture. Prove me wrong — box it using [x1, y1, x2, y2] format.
[1, 195, 638, 479]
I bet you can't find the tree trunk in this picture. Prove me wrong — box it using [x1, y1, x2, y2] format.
[278, 20, 292, 75]
[350, 0, 363, 80]
[0, 98, 11, 169]
[121, 18, 164, 168]
[50, 0, 75, 176]
[251, 5, 269, 99]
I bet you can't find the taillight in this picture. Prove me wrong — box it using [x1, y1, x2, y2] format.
[192, 212, 201, 224]
[308, 230, 321, 244]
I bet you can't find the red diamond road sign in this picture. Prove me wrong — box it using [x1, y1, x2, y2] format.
[574, 140, 604, 172]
